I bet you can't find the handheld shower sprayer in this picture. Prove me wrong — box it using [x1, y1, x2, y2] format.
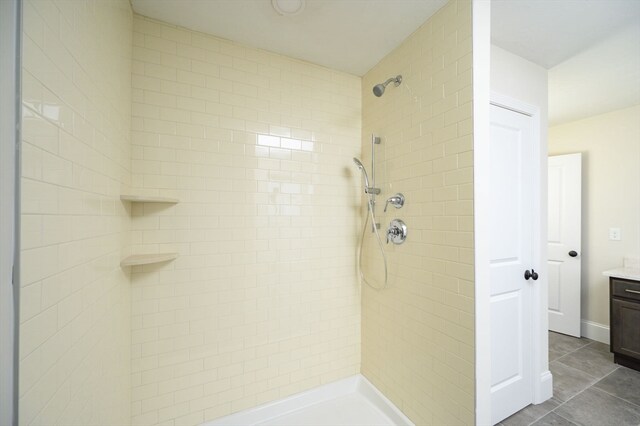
[352, 157, 369, 188]
[353, 155, 388, 290]
[353, 157, 380, 195]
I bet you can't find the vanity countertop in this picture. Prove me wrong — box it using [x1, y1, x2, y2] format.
[603, 267, 640, 281]
[603, 256, 640, 281]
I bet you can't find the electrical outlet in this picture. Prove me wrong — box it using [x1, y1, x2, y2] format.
[609, 228, 621, 241]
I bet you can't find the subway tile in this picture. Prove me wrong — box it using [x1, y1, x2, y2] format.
[361, 2, 473, 425]
[21, 0, 133, 423]
[21, 2, 472, 424]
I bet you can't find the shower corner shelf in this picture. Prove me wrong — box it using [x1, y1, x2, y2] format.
[120, 253, 178, 267]
[120, 195, 179, 204]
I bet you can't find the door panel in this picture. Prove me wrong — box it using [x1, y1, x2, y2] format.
[489, 126, 521, 262]
[489, 104, 534, 424]
[548, 154, 582, 336]
[491, 292, 523, 387]
[548, 261, 562, 312]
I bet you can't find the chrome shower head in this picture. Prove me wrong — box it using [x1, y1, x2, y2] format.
[372, 84, 386, 97]
[372, 75, 402, 97]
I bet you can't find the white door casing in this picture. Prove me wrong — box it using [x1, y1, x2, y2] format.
[548, 154, 582, 336]
[489, 102, 536, 424]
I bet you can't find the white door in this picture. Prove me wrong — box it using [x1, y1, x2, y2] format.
[548, 154, 582, 336]
[489, 104, 535, 424]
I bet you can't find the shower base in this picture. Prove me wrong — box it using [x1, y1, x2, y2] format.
[204, 374, 413, 426]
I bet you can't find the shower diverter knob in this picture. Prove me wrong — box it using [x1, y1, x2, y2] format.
[386, 219, 407, 245]
[384, 193, 405, 212]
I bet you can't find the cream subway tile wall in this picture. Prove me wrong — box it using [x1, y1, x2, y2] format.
[129, 16, 362, 425]
[20, 0, 133, 425]
[361, 1, 475, 424]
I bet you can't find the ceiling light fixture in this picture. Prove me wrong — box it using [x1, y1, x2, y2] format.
[271, 0, 306, 16]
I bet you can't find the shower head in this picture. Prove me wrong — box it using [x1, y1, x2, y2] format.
[353, 157, 371, 189]
[372, 75, 402, 97]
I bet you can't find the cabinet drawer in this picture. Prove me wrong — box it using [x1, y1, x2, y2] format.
[612, 278, 640, 302]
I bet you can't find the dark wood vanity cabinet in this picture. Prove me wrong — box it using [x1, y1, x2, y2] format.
[610, 277, 640, 371]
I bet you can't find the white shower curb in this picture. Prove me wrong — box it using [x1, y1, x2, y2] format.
[203, 374, 414, 426]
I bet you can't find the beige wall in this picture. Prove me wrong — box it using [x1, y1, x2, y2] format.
[20, 0, 133, 424]
[129, 16, 362, 425]
[549, 104, 640, 326]
[361, 1, 475, 424]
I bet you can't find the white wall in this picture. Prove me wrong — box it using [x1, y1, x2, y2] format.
[549, 104, 640, 327]
[491, 45, 549, 125]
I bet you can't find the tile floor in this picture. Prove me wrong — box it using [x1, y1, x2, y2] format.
[499, 332, 640, 426]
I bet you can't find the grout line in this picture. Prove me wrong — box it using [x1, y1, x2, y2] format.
[592, 368, 640, 409]
[553, 357, 603, 381]
[551, 383, 592, 412]
[588, 386, 640, 410]
[552, 409, 578, 425]
[524, 402, 560, 426]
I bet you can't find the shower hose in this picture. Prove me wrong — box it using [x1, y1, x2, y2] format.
[358, 194, 388, 290]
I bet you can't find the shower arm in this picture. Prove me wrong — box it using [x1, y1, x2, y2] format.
[382, 77, 396, 87]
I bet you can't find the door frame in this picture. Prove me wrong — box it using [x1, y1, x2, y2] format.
[1, 0, 21, 424]
[475, 90, 552, 423]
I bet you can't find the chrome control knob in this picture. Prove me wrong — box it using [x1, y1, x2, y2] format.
[386, 219, 407, 245]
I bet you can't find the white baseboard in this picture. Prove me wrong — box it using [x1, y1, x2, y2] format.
[534, 370, 553, 404]
[580, 319, 609, 344]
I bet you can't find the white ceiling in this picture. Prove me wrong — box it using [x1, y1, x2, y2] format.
[132, 0, 640, 124]
[492, 0, 640, 125]
[131, 0, 448, 76]
[548, 23, 640, 126]
[492, 0, 640, 69]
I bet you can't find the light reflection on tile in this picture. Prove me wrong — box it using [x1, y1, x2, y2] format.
[257, 134, 279, 147]
[281, 138, 301, 150]
[269, 147, 291, 160]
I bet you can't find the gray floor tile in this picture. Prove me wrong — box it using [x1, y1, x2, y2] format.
[549, 361, 598, 402]
[584, 341, 611, 353]
[555, 387, 640, 426]
[508, 333, 640, 426]
[549, 332, 591, 355]
[549, 349, 565, 362]
[556, 343, 617, 380]
[502, 398, 560, 426]
[594, 366, 640, 407]
[531, 412, 578, 426]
